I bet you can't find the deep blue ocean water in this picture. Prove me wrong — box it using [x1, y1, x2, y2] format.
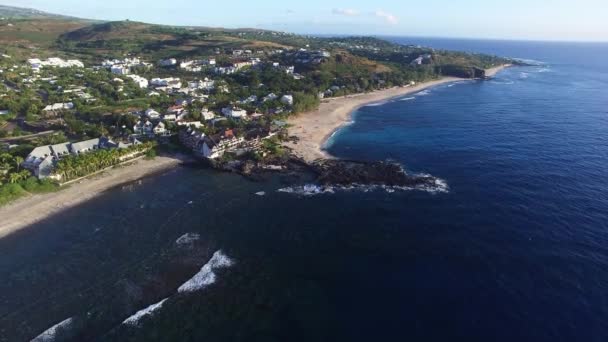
[1, 39, 608, 341]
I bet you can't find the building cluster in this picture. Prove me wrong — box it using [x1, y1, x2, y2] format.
[102, 57, 151, 75]
[293, 49, 331, 64]
[179, 127, 274, 159]
[28, 58, 84, 72]
[22, 137, 139, 179]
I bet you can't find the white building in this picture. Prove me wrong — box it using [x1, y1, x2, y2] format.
[201, 108, 215, 121]
[145, 109, 161, 120]
[154, 122, 168, 135]
[133, 120, 154, 136]
[160, 58, 177, 67]
[111, 65, 130, 75]
[151, 77, 182, 89]
[127, 74, 149, 88]
[43, 102, 74, 112]
[221, 107, 247, 119]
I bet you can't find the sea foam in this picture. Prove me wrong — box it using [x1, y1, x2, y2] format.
[277, 177, 449, 197]
[31, 317, 73, 342]
[175, 233, 201, 246]
[122, 298, 168, 326]
[177, 250, 234, 293]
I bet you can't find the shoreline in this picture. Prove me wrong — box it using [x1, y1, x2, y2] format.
[284, 65, 511, 162]
[0, 155, 185, 239]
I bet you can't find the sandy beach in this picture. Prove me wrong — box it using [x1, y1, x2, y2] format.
[284, 65, 511, 162]
[0, 155, 184, 239]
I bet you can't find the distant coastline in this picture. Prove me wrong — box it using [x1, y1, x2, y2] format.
[0, 65, 511, 239]
[284, 64, 511, 162]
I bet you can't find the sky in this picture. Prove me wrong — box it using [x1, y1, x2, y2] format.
[3, 0, 608, 41]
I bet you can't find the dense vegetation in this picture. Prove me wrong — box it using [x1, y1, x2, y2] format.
[54, 141, 156, 182]
[0, 152, 58, 206]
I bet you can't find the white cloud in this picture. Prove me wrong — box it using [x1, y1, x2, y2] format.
[332, 8, 359, 16]
[374, 10, 398, 24]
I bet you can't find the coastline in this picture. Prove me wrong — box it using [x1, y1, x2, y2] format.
[284, 65, 511, 163]
[0, 155, 184, 239]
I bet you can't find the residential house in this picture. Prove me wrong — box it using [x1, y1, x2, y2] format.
[22, 137, 127, 179]
[221, 106, 247, 119]
[153, 122, 168, 136]
[201, 108, 215, 121]
[160, 58, 177, 67]
[145, 109, 161, 120]
[43, 102, 74, 112]
[111, 65, 130, 75]
[127, 74, 149, 88]
[133, 120, 154, 136]
[202, 129, 244, 159]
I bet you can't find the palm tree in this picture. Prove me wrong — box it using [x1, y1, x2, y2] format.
[14, 156, 24, 172]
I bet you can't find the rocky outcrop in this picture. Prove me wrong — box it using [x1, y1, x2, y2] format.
[311, 159, 438, 187]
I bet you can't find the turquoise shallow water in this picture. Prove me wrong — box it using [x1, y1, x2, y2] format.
[1, 39, 608, 341]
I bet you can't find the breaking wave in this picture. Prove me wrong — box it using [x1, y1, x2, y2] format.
[415, 89, 431, 96]
[31, 317, 74, 342]
[364, 100, 389, 107]
[175, 233, 201, 246]
[177, 250, 234, 293]
[277, 178, 449, 197]
[122, 298, 168, 326]
[400, 97, 416, 101]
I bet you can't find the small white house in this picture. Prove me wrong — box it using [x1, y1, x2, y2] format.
[145, 109, 161, 120]
[201, 108, 215, 121]
[221, 107, 247, 119]
[154, 122, 167, 135]
[160, 58, 177, 67]
[127, 74, 149, 88]
[111, 65, 130, 75]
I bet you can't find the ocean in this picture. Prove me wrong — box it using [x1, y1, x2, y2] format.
[1, 38, 608, 341]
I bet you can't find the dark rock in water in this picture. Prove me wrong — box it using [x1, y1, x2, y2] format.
[312, 159, 437, 187]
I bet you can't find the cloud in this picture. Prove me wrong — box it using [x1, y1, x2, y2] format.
[332, 8, 359, 16]
[374, 10, 398, 24]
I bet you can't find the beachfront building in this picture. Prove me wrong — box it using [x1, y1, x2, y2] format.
[202, 129, 245, 159]
[22, 137, 132, 179]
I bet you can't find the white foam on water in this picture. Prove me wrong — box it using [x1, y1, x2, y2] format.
[415, 90, 431, 96]
[400, 97, 416, 101]
[31, 317, 74, 342]
[519, 72, 529, 79]
[177, 250, 234, 293]
[255, 191, 266, 196]
[364, 100, 390, 107]
[277, 178, 449, 197]
[490, 80, 515, 85]
[122, 298, 168, 326]
[175, 233, 201, 246]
